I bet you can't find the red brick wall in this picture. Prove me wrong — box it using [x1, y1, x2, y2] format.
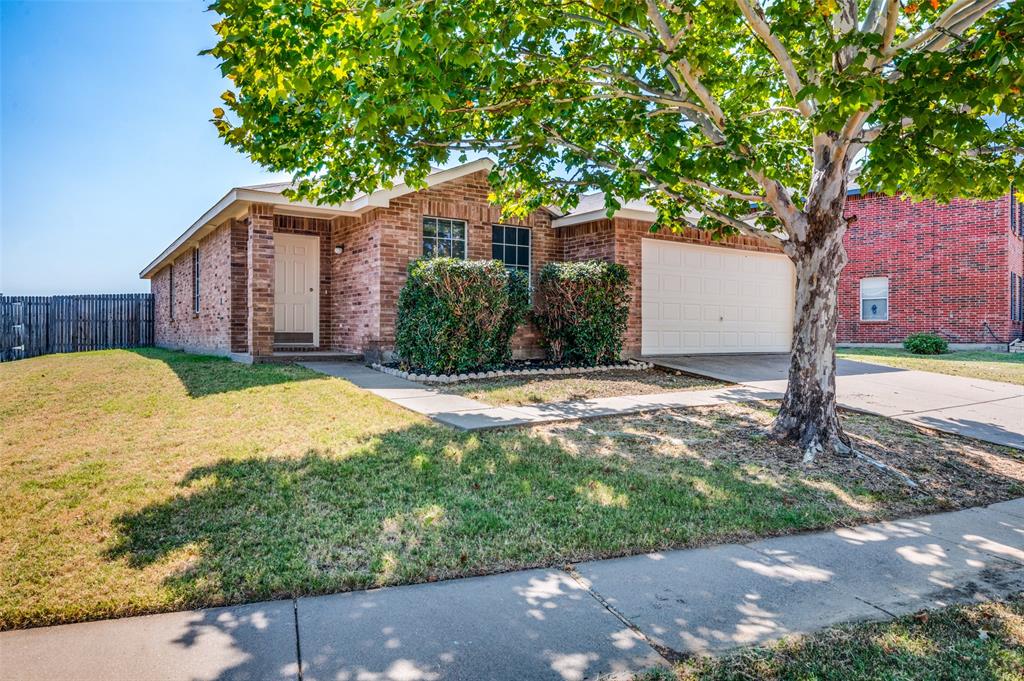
[1008, 200, 1024, 341]
[346, 170, 556, 358]
[152, 222, 233, 354]
[229, 219, 248, 353]
[839, 192, 1016, 345]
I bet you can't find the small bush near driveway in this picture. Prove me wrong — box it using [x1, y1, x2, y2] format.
[903, 332, 949, 355]
[533, 260, 630, 365]
[395, 258, 529, 374]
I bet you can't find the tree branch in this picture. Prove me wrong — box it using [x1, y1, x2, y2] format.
[734, 0, 814, 117]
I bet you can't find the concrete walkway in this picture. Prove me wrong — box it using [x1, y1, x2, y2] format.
[648, 354, 1024, 449]
[301, 362, 782, 430]
[3, 500, 1022, 681]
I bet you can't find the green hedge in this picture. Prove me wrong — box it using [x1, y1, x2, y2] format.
[903, 332, 949, 355]
[532, 261, 631, 365]
[395, 258, 530, 374]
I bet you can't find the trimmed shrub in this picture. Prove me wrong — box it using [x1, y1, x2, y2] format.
[903, 332, 949, 355]
[395, 258, 529, 374]
[533, 261, 630, 365]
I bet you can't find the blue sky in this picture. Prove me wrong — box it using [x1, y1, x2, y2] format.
[1, 0, 290, 295]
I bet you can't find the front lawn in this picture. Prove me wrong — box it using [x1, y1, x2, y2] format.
[837, 347, 1024, 385]
[640, 595, 1024, 681]
[442, 368, 722, 405]
[2, 349, 1022, 630]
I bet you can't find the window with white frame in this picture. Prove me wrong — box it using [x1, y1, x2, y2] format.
[491, 225, 531, 277]
[192, 247, 201, 314]
[860, 276, 889, 321]
[422, 217, 467, 258]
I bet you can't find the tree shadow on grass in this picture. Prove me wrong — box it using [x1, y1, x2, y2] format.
[130, 347, 323, 398]
[667, 596, 1024, 681]
[105, 415, 930, 613]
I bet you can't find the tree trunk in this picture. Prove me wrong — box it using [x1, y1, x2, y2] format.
[773, 211, 852, 463]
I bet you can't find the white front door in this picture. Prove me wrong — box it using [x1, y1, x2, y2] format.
[274, 233, 319, 346]
[641, 239, 795, 355]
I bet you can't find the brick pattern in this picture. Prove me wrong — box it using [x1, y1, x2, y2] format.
[229, 219, 248, 353]
[330, 170, 557, 358]
[152, 222, 233, 354]
[331, 215, 381, 354]
[274, 214, 334, 347]
[247, 203, 275, 357]
[839, 193, 1019, 344]
[1008, 199, 1024, 341]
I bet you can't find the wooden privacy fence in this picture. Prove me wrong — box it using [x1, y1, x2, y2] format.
[0, 294, 155, 362]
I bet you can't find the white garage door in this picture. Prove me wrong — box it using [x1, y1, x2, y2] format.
[641, 239, 795, 355]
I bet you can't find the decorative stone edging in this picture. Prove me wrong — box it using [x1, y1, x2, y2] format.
[370, 359, 654, 384]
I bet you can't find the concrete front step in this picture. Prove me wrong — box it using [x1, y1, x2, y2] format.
[264, 351, 362, 364]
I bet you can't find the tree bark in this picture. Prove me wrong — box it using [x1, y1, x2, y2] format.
[773, 209, 853, 463]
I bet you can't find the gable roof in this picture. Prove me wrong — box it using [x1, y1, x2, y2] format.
[140, 158, 499, 278]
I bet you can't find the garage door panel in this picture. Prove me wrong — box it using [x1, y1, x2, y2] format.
[641, 239, 794, 355]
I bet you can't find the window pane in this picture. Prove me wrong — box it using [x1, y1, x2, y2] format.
[438, 239, 452, 257]
[505, 244, 518, 266]
[860, 277, 888, 299]
[452, 221, 466, 240]
[437, 220, 451, 239]
[492, 225, 504, 244]
[517, 228, 530, 246]
[451, 240, 465, 259]
[862, 299, 887, 321]
[423, 218, 437, 238]
[492, 244, 503, 260]
[423, 239, 435, 257]
[518, 246, 530, 267]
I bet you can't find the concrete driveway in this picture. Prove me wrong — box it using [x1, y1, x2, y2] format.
[646, 353, 1024, 450]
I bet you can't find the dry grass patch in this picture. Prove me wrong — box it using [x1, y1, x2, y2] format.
[536, 403, 1024, 518]
[2, 350, 1021, 631]
[442, 368, 723, 405]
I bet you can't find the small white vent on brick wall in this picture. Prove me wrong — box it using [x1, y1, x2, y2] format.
[1010, 338, 1024, 354]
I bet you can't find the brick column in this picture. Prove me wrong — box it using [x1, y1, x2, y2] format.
[229, 218, 249, 353]
[247, 203, 275, 358]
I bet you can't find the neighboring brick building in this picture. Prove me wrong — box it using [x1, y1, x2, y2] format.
[141, 158, 1023, 362]
[839, 190, 1024, 348]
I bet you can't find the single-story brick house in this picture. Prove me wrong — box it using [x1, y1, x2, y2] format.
[140, 158, 1024, 362]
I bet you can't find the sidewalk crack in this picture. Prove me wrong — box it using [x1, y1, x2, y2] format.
[563, 565, 689, 666]
[293, 597, 304, 681]
[854, 595, 898, 619]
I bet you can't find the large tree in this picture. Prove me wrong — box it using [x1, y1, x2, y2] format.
[207, 0, 1023, 461]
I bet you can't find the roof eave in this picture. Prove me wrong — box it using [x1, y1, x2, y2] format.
[551, 206, 656, 228]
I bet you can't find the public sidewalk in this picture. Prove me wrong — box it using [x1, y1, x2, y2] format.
[301, 362, 783, 430]
[3, 500, 1022, 681]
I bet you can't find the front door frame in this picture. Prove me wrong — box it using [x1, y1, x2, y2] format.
[273, 232, 320, 347]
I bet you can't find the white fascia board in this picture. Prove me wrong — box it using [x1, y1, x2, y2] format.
[139, 190, 242, 279]
[233, 188, 352, 217]
[551, 206, 657, 228]
[344, 157, 497, 212]
[140, 158, 500, 279]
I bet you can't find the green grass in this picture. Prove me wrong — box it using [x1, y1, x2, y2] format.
[637, 595, 1024, 681]
[442, 368, 722, 405]
[837, 347, 1024, 385]
[2, 349, 1022, 630]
